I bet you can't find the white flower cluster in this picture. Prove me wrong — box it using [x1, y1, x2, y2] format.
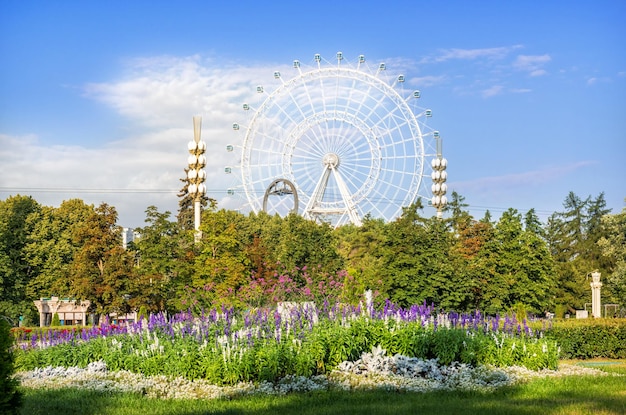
[331, 345, 613, 393]
[15, 348, 613, 400]
[16, 361, 329, 399]
[331, 345, 511, 392]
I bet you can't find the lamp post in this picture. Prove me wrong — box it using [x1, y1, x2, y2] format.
[187, 116, 206, 242]
[590, 271, 602, 318]
[430, 131, 448, 219]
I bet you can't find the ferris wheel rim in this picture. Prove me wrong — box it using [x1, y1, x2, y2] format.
[237, 54, 433, 226]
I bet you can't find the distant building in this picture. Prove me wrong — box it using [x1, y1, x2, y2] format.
[122, 227, 141, 249]
[33, 297, 90, 327]
[33, 296, 138, 326]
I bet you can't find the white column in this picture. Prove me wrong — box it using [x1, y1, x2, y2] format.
[194, 199, 201, 242]
[590, 271, 602, 318]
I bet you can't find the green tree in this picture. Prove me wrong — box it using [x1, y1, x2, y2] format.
[523, 208, 545, 238]
[379, 202, 463, 308]
[475, 209, 555, 315]
[24, 199, 94, 300]
[193, 209, 252, 307]
[455, 218, 494, 260]
[422, 216, 472, 311]
[586, 192, 612, 269]
[446, 191, 472, 233]
[334, 216, 388, 302]
[598, 203, 626, 311]
[132, 206, 192, 312]
[453, 217, 494, 310]
[480, 210, 493, 225]
[244, 211, 282, 286]
[272, 214, 344, 280]
[69, 203, 135, 318]
[547, 192, 612, 313]
[0, 195, 41, 323]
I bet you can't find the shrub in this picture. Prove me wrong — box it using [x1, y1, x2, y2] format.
[431, 329, 467, 365]
[545, 319, 626, 359]
[0, 318, 22, 414]
[51, 313, 60, 327]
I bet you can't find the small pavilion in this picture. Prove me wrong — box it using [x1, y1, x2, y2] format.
[33, 297, 90, 327]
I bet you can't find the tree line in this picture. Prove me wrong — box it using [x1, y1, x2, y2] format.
[0, 190, 624, 325]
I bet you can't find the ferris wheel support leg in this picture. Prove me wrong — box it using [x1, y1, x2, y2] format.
[331, 166, 362, 226]
[303, 167, 331, 221]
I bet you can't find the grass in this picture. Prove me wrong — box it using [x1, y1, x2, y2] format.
[18, 367, 626, 415]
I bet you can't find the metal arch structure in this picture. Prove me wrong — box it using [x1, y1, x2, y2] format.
[231, 52, 446, 227]
[263, 178, 299, 214]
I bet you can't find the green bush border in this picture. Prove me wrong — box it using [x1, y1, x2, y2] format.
[544, 319, 626, 359]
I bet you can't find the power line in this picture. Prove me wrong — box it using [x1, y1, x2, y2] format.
[0, 187, 560, 217]
[0, 187, 226, 195]
[0, 187, 177, 194]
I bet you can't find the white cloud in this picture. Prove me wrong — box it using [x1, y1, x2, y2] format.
[408, 75, 447, 88]
[421, 45, 523, 63]
[481, 85, 504, 98]
[453, 161, 595, 191]
[586, 76, 612, 86]
[1, 56, 283, 226]
[513, 54, 551, 76]
[83, 55, 268, 128]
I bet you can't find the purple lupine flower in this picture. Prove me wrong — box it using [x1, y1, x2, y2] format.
[273, 310, 282, 328]
[459, 313, 467, 329]
[449, 311, 459, 328]
[492, 314, 500, 332]
[247, 329, 253, 347]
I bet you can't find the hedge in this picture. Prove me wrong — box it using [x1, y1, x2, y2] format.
[544, 319, 626, 359]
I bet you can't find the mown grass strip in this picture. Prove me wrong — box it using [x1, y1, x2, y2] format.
[19, 373, 626, 415]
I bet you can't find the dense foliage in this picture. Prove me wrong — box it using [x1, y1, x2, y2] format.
[0, 317, 22, 414]
[0, 191, 624, 324]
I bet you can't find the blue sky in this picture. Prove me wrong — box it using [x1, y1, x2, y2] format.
[1, 0, 624, 228]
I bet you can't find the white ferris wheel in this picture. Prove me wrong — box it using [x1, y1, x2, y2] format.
[227, 52, 447, 227]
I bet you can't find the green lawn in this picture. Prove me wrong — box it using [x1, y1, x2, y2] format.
[18, 369, 626, 415]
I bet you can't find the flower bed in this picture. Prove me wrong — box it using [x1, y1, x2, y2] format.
[16, 350, 609, 400]
[14, 302, 561, 386]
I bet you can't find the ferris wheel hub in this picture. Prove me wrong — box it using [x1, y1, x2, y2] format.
[322, 152, 340, 168]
